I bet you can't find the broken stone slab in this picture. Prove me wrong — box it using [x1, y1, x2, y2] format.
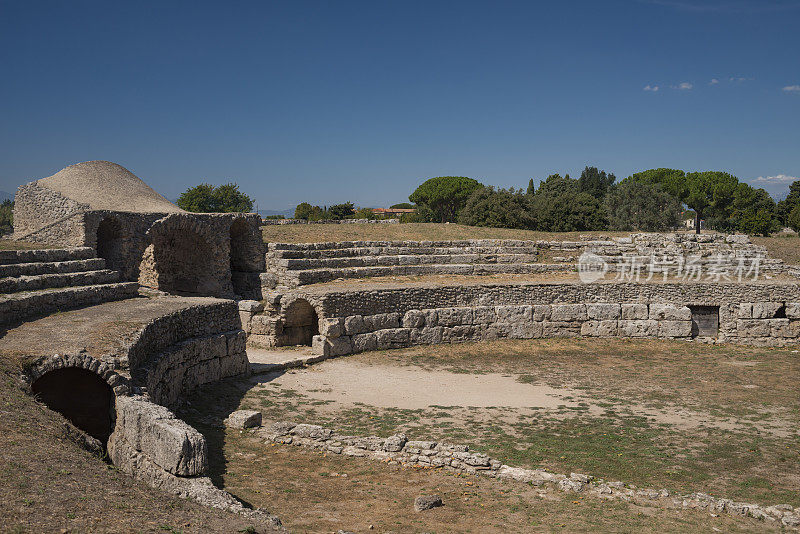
[414, 494, 443, 512]
[237, 300, 264, 313]
[291, 423, 333, 440]
[224, 410, 262, 429]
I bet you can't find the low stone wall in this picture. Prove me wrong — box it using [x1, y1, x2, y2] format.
[244, 282, 800, 354]
[259, 420, 799, 528]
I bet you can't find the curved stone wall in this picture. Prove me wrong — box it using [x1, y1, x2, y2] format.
[249, 282, 800, 356]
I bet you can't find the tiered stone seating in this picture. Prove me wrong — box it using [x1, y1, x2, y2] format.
[266, 240, 562, 287]
[0, 247, 139, 325]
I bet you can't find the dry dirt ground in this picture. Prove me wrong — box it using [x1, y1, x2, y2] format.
[182, 338, 800, 532]
[0, 358, 276, 533]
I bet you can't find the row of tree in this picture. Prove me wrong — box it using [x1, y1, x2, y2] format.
[294, 201, 376, 221]
[405, 168, 800, 235]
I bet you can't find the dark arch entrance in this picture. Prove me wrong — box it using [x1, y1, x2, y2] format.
[31, 368, 115, 444]
[96, 216, 125, 272]
[229, 218, 249, 272]
[281, 299, 319, 346]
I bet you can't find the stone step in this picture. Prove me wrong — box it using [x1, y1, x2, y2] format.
[0, 247, 96, 265]
[274, 253, 541, 270]
[0, 282, 140, 326]
[0, 257, 107, 278]
[0, 269, 121, 294]
[289, 263, 574, 286]
[269, 245, 539, 259]
[269, 239, 539, 251]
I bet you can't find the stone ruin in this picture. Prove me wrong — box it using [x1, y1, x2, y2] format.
[12, 160, 265, 298]
[3, 160, 800, 529]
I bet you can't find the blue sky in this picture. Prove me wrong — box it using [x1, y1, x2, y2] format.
[1, 0, 798, 210]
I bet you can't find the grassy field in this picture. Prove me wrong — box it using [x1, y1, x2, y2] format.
[0, 357, 276, 533]
[184, 337, 799, 530]
[194, 429, 778, 533]
[262, 222, 800, 265]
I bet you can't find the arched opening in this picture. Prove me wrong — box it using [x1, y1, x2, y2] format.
[281, 299, 319, 346]
[32, 368, 115, 445]
[96, 216, 125, 272]
[146, 226, 222, 296]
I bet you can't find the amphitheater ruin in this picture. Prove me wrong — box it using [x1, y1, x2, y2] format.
[2, 160, 799, 530]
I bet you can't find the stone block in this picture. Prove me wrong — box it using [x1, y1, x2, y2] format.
[364, 313, 401, 331]
[472, 306, 496, 324]
[224, 410, 262, 429]
[619, 320, 657, 337]
[785, 303, 800, 319]
[768, 318, 790, 338]
[292, 424, 332, 440]
[621, 304, 648, 320]
[532, 305, 551, 321]
[402, 310, 426, 328]
[495, 305, 532, 322]
[237, 300, 264, 313]
[344, 315, 366, 335]
[113, 395, 208, 477]
[320, 317, 344, 338]
[437, 307, 473, 326]
[649, 304, 691, 321]
[737, 303, 753, 319]
[586, 303, 621, 320]
[376, 328, 411, 349]
[542, 321, 581, 337]
[351, 332, 378, 352]
[751, 302, 783, 319]
[550, 304, 587, 321]
[736, 320, 770, 338]
[410, 326, 443, 345]
[657, 320, 692, 338]
[312, 335, 353, 356]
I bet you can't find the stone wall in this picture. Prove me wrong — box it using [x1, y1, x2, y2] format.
[243, 282, 800, 355]
[13, 182, 88, 245]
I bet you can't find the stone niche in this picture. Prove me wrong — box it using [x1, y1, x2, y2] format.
[689, 305, 719, 338]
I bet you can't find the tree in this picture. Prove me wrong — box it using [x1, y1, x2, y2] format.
[177, 183, 216, 212]
[604, 179, 682, 231]
[577, 166, 616, 199]
[0, 199, 13, 235]
[390, 202, 414, 209]
[353, 207, 376, 219]
[727, 183, 779, 236]
[535, 174, 578, 197]
[177, 183, 253, 213]
[789, 204, 800, 233]
[408, 176, 483, 222]
[628, 168, 687, 199]
[777, 180, 800, 225]
[682, 172, 738, 234]
[294, 202, 314, 220]
[328, 202, 355, 220]
[458, 187, 534, 229]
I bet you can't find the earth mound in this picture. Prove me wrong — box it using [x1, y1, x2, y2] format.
[37, 160, 183, 213]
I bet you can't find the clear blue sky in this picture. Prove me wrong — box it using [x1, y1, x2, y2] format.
[1, 0, 798, 210]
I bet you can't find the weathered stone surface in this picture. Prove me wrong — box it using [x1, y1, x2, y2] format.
[344, 315, 366, 335]
[414, 494, 443, 512]
[224, 410, 262, 429]
[113, 395, 208, 476]
[785, 302, 800, 319]
[619, 319, 657, 337]
[621, 303, 648, 320]
[402, 310, 426, 328]
[292, 424, 332, 440]
[550, 304, 587, 321]
[312, 335, 353, 357]
[320, 317, 344, 338]
[649, 304, 691, 321]
[658, 320, 692, 338]
[351, 332, 378, 352]
[237, 300, 264, 313]
[751, 302, 783, 319]
[587, 303, 621, 320]
[384, 433, 407, 452]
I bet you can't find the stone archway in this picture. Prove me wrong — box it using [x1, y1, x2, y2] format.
[139, 215, 230, 297]
[95, 216, 125, 272]
[32, 367, 116, 444]
[281, 298, 319, 346]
